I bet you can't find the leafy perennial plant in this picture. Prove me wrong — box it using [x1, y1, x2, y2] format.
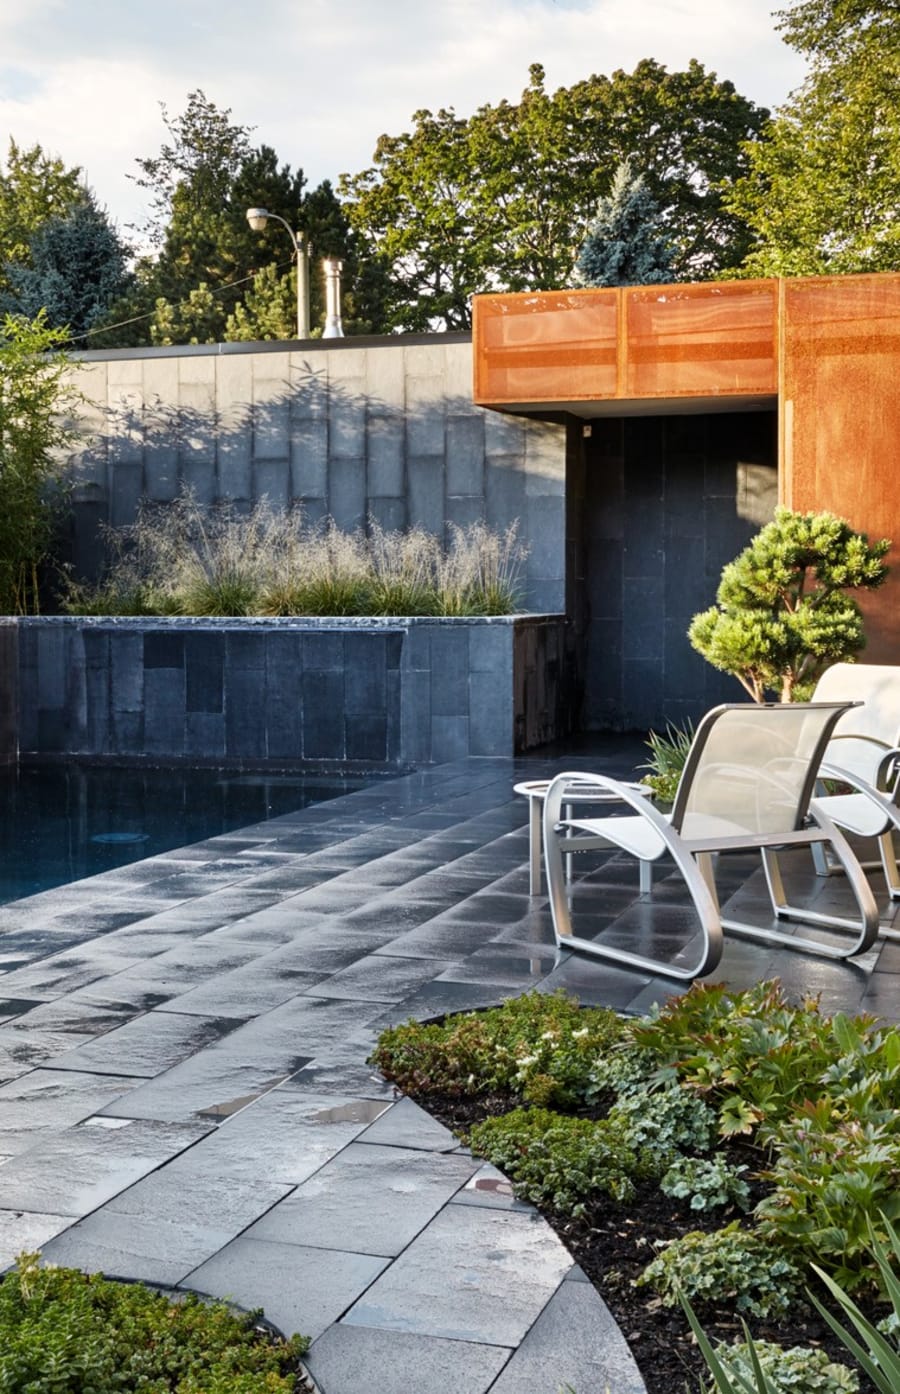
[372, 982, 900, 1383]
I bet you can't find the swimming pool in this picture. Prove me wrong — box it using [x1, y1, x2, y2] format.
[0, 764, 375, 905]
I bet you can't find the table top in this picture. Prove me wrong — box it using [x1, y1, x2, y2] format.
[513, 778, 652, 801]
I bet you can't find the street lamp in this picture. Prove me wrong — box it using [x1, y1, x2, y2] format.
[245, 207, 310, 340]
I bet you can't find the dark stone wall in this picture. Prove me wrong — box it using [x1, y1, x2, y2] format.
[580, 411, 778, 731]
[13, 615, 571, 767]
[0, 621, 16, 765]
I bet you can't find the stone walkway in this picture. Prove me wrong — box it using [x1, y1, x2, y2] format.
[0, 744, 898, 1394]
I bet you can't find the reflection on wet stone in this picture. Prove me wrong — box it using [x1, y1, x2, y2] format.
[196, 1074, 295, 1120]
[309, 1099, 391, 1126]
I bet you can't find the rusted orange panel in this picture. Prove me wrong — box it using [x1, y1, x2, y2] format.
[473, 290, 619, 405]
[624, 281, 778, 398]
[781, 273, 900, 661]
[473, 281, 778, 406]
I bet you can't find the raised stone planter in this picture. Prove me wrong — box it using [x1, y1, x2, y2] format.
[7, 614, 574, 768]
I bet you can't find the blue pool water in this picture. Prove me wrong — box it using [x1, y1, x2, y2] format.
[0, 764, 373, 905]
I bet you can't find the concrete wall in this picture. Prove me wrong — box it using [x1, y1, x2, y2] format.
[9, 616, 572, 768]
[65, 337, 567, 615]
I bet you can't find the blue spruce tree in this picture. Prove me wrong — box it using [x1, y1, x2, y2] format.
[575, 159, 674, 287]
[1, 195, 133, 341]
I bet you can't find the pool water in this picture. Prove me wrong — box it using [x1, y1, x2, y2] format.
[0, 764, 373, 905]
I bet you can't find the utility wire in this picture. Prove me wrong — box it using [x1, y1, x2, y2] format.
[69, 255, 295, 344]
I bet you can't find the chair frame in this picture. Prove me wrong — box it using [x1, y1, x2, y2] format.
[542, 702, 880, 980]
[808, 663, 900, 905]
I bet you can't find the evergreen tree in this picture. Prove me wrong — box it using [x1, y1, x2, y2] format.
[0, 139, 85, 296]
[689, 508, 890, 702]
[575, 160, 674, 287]
[1, 196, 133, 341]
[94, 93, 386, 345]
[225, 264, 296, 341]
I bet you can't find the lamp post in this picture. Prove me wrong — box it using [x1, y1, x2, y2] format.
[245, 207, 310, 340]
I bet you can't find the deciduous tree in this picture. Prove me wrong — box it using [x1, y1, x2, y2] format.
[342, 61, 767, 330]
[725, 0, 900, 275]
[97, 93, 386, 345]
[0, 140, 85, 296]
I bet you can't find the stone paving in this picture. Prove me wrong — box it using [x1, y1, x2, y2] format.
[0, 740, 898, 1394]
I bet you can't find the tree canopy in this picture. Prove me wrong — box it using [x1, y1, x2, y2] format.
[725, 0, 900, 276]
[92, 92, 389, 345]
[0, 140, 86, 297]
[341, 61, 768, 330]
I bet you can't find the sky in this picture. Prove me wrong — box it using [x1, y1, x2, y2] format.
[0, 0, 807, 234]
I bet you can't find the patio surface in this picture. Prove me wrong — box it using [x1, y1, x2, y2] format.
[1, 738, 898, 1394]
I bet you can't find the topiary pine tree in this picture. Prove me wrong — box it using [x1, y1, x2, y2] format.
[688, 508, 890, 702]
[575, 158, 675, 287]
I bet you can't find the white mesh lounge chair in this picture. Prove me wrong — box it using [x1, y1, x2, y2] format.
[808, 663, 900, 903]
[543, 702, 879, 980]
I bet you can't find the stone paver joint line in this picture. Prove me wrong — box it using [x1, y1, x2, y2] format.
[2, 745, 896, 1394]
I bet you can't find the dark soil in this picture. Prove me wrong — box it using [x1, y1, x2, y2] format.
[414, 1090, 876, 1394]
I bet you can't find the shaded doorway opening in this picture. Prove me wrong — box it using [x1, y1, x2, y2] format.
[579, 409, 778, 732]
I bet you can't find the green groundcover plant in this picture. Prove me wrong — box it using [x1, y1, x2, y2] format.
[0, 1253, 308, 1393]
[687, 1216, 900, 1394]
[371, 981, 900, 1336]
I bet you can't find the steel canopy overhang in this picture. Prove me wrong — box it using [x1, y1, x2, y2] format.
[472, 271, 900, 663]
[472, 280, 780, 412]
[487, 393, 778, 419]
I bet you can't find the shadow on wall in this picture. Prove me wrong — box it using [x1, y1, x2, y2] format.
[63, 348, 568, 615]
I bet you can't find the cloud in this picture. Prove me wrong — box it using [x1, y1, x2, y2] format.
[0, 0, 805, 229]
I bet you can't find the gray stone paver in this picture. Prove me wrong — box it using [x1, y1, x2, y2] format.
[246, 1143, 478, 1256]
[486, 1272, 645, 1394]
[186, 1237, 390, 1342]
[0, 745, 898, 1394]
[342, 1204, 575, 1344]
[40, 1173, 295, 1285]
[305, 1324, 511, 1394]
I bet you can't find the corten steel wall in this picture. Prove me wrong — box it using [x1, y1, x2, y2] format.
[779, 275, 900, 661]
[65, 336, 568, 615]
[473, 280, 779, 408]
[474, 273, 900, 671]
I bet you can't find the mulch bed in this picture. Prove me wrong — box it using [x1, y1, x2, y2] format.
[414, 1091, 875, 1394]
